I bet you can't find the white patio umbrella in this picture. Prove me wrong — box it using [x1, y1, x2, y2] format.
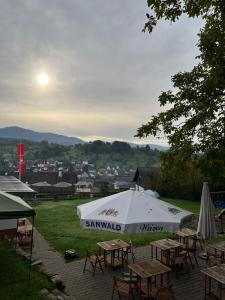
[197, 182, 217, 241]
[77, 189, 193, 234]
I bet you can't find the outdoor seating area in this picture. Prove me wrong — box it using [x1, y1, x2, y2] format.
[79, 230, 222, 299]
[63, 234, 221, 300]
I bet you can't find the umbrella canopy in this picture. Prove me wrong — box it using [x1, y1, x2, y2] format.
[197, 182, 217, 240]
[77, 189, 192, 233]
[0, 191, 35, 219]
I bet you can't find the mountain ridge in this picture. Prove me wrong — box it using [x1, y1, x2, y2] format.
[0, 126, 85, 145]
[0, 126, 168, 150]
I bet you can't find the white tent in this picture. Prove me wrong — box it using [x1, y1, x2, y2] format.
[77, 189, 193, 234]
[0, 191, 35, 219]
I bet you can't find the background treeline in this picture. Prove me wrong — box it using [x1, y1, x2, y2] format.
[0, 138, 160, 170]
[1, 138, 224, 200]
[149, 148, 225, 200]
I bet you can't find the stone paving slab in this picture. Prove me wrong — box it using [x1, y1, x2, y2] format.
[32, 229, 210, 300]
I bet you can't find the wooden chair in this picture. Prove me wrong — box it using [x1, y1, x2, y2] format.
[182, 236, 199, 268]
[112, 276, 137, 299]
[83, 251, 105, 276]
[207, 246, 224, 267]
[162, 248, 189, 273]
[140, 284, 175, 300]
[155, 284, 176, 300]
[122, 240, 135, 264]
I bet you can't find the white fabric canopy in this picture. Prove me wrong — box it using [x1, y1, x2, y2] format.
[0, 191, 35, 219]
[197, 182, 217, 240]
[77, 189, 193, 233]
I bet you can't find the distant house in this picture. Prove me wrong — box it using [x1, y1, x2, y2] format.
[75, 181, 93, 193]
[113, 175, 135, 192]
[114, 181, 135, 191]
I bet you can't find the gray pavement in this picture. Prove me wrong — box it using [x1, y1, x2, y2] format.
[32, 229, 210, 300]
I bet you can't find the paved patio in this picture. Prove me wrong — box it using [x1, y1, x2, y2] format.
[32, 229, 210, 300]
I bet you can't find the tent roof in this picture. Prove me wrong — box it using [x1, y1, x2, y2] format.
[0, 191, 35, 219]
[0, 176, 35, 194]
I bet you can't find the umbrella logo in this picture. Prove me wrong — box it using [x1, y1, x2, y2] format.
[168, 207, 181, 215]
[98, 208, 118, 217]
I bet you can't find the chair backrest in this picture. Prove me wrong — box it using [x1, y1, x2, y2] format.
[156, 284, 175, 300]
[113, 276, 132, 293]
[128, 239, 133, 249]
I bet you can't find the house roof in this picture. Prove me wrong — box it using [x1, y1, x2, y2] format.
[20, 171, 77, 184]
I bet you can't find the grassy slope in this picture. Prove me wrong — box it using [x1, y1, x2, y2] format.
[34, 198, 201, 258]
[0, 242, 53, 300]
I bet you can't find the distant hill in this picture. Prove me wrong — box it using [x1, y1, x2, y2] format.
[0, 126, 85, 145]
[0, 126, 168, 150]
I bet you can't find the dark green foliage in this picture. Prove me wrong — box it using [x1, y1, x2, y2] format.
[138, 1, 225, 153]
[137, 1, 225, 193]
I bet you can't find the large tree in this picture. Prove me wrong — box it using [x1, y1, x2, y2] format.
[137, 1, 225, 154]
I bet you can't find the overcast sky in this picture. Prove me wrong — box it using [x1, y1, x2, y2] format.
[0, 0, 201, 145]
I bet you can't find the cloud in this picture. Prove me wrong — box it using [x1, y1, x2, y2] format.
[0, 0, 202, 143]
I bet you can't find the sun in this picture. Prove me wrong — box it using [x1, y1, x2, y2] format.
[37, 73, 49, 86]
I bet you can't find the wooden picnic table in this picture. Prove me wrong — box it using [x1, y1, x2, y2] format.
[176, 228, 197, 248]
[201, 264, 225, 299]
[150, 238, 183, 264]
[207, 242, 225, 262]
[176, 228, 197, 238]
[128, 259, 171, 298]
[97, 239, 129, 268]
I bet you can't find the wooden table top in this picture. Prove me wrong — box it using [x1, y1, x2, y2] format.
[17, 224, 33, 233]
[176, 228, 197, 238]
[128, 259, 171, 279]
[150, 238, 183, 250]
[97, 239, 129, 251]
[211, 242, 225, 253]
[201, 264, 225, 284]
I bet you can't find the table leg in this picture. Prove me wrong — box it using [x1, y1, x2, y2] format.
[138, 278, 142, 300]
[160, 273, 163, 287]
[209, 277, 211, 295]
[104, 249, 107, 267]
[219, 282, 222, 300]
[204, 275, 207, 299]
[111, 250, 114, 267]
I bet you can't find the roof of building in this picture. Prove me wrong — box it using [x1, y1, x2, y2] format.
[19, 171, 77, 184]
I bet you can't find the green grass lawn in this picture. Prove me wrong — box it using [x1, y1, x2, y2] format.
[0, 242, 54, 300]
[34, 198, 203, 258]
